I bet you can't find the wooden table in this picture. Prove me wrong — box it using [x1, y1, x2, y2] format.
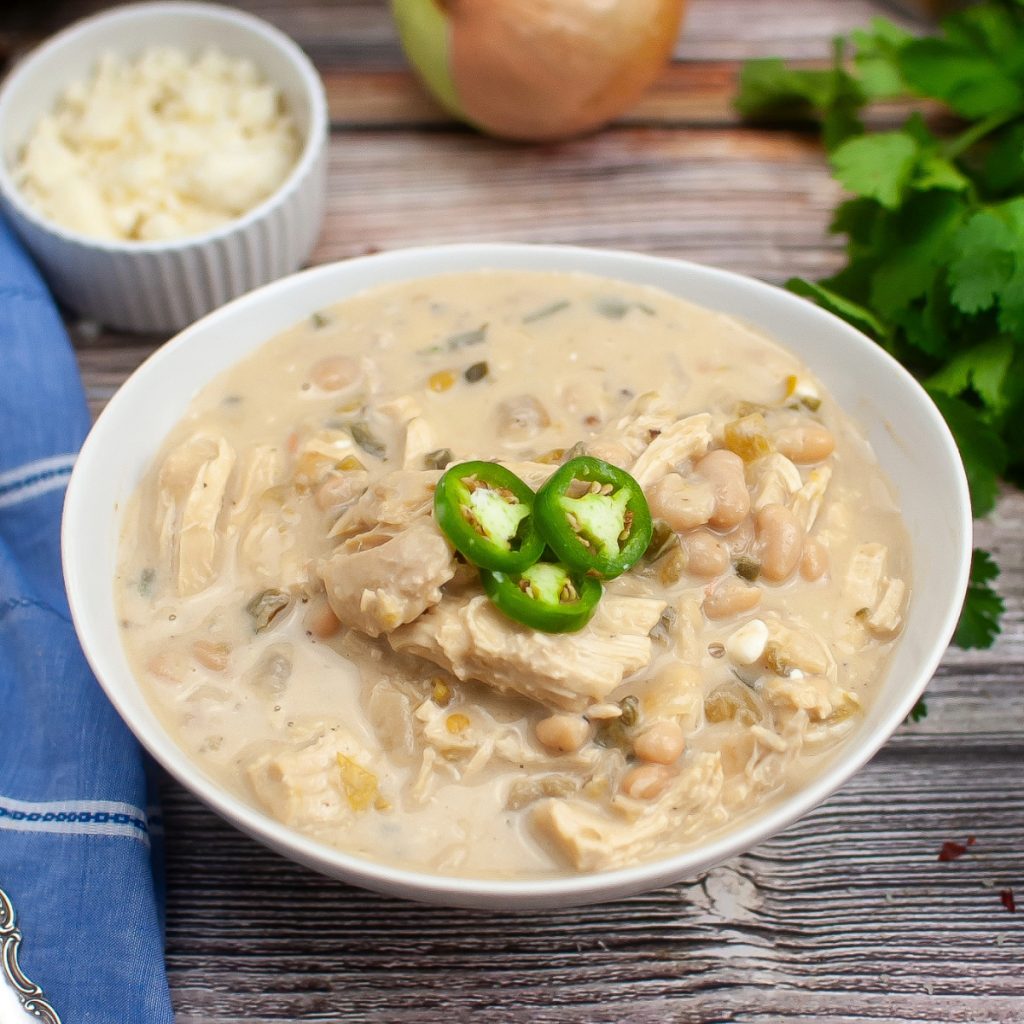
[6, 1, 1022, 1020]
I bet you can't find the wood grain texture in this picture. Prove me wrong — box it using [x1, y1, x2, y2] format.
[28, 0, 1024, 1019]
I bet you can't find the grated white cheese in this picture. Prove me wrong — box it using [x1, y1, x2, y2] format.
[14, 46, 300, 242]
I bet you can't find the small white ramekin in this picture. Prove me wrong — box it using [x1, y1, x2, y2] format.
[0, 2, 327, 333]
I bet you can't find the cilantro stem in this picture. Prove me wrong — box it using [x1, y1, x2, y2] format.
[942, 111, 1018, 161]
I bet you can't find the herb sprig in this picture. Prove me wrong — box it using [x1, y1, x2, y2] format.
[737, 0, 1020, 649]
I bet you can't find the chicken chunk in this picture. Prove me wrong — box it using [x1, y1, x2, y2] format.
[790, 465, 832, 532]
[533, 751, 723, 871]
[866, 577, 907, 639]
[318, 468, 457, 635]
[320, 520, 455, 637]
[750, 452, 802, 511]
[246, 731, 384, 828]
[629, 413, 713, 488]
[155, 433, 236, 596]
[329, 468, 441, 540]
[388, 592, 666, 711]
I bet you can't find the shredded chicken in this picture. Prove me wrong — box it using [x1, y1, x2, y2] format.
[155, 433, 236, 596]
[246, 731, 383, 828]
[226, 444, 282, 534]
[533, 751, 724, 871]
[629, 413, 713, 487]
[388, 592, 666, 711]
[867, 578, 907, 639]
[329, 468, 441, 540]
[750, 452, 803, 511]
[321, 520, 455, 636]
[401, 416, 436, 469]
[790, 465, 832, 531]
[318, 468, 456, 635]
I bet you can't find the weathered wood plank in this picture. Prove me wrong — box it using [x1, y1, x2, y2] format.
[158, 749, 1023, 1023]
[1, 0, 924, 69]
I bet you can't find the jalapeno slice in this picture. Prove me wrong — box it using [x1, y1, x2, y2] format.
[480, 562, 603, 633]
[534, 456, 653, 579]
[434, 461, 545, 573]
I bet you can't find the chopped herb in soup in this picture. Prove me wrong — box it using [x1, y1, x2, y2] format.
[115, 271, 910, 878]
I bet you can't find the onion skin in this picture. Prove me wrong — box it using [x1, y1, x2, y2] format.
[393, 0, 686, 142]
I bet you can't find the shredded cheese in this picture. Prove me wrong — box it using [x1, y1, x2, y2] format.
[15, 46, 300, 242]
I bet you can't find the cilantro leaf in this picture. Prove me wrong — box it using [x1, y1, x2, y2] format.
[905, 698, 928, 724]
[734, 60, 835, 119]
[948, 199, 1024, 332]
[869, 190, 967, 322]
[830, 132, 920, 208]
[898, 38, 1024, 118]
[926, 336, 1015, 415]
[734, 48, 866, 152]
[927, 390, 1008, 516]
[954, 549, 1005, 649]
[978, 123, 1024, 197]
[948, 209, 1017, 313]
[785, 277, 889, 340]
[852, 18, 914, 99]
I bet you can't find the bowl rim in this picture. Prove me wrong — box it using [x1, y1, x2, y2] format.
[0, 0, 328, 254]
[62, 243, 973, 906]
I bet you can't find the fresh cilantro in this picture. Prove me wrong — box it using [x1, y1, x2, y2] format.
[955, 549, 1005, 649]
[785, 277, 888, 340]
[830, 132, 920, 209]
[927, 390, 1008, 517]
[906, 698, 928, 724]
[735, 0, 1024, 648]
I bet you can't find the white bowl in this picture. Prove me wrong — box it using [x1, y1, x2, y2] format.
[62, 244, 972, 908]
[0, 2, 327, 333]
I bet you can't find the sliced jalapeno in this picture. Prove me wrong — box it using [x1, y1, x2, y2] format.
[434, 461, 544, 573]
[534, 456, 653, 579]
[480, 562, 602, 634]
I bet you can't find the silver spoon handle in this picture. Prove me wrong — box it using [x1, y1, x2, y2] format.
[0, 886, 61, 1023]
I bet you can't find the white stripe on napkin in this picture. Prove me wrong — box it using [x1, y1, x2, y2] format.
[0, 795, 149, 846]
[0, 454, 76, 509]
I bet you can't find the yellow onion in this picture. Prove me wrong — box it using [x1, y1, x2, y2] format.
[392, 0, 687, 142]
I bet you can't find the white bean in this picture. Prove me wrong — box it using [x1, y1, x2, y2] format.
[703, 578, 762, 620]
[800, 538, 828, 581]
[756, 504, 804, 582]
[634, 720, 686, 764]
[680, 529, 730, 578]
[695, 449, 750, 530]
[310, 355, 361, 392]
[536, 714, 590, 754]
[621, 763, 673, 800]
[774, 423, 834, 464]
[647, 473, 715, 532]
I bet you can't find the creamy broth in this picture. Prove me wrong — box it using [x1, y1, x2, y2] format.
[116, 271, 910, 878]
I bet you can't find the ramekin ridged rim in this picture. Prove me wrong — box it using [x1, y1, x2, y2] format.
[0, 1, 328, 255]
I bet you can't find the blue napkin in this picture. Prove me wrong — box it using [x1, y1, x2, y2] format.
[0, 216, 173, 1023]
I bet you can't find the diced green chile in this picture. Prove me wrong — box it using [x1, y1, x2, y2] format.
[522, 299, 570, 324]
[644, 519, 678, 563]
[434, 462, 544, 573]
[423, 448, 453, 470]
[480, 562, 602, 634]
[734, 555, 762, 581]
[349, 419, 386, 459]
[535, 457, 653, 579]
[247, 588, 291, 632]
[464, 361, 489, 383]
